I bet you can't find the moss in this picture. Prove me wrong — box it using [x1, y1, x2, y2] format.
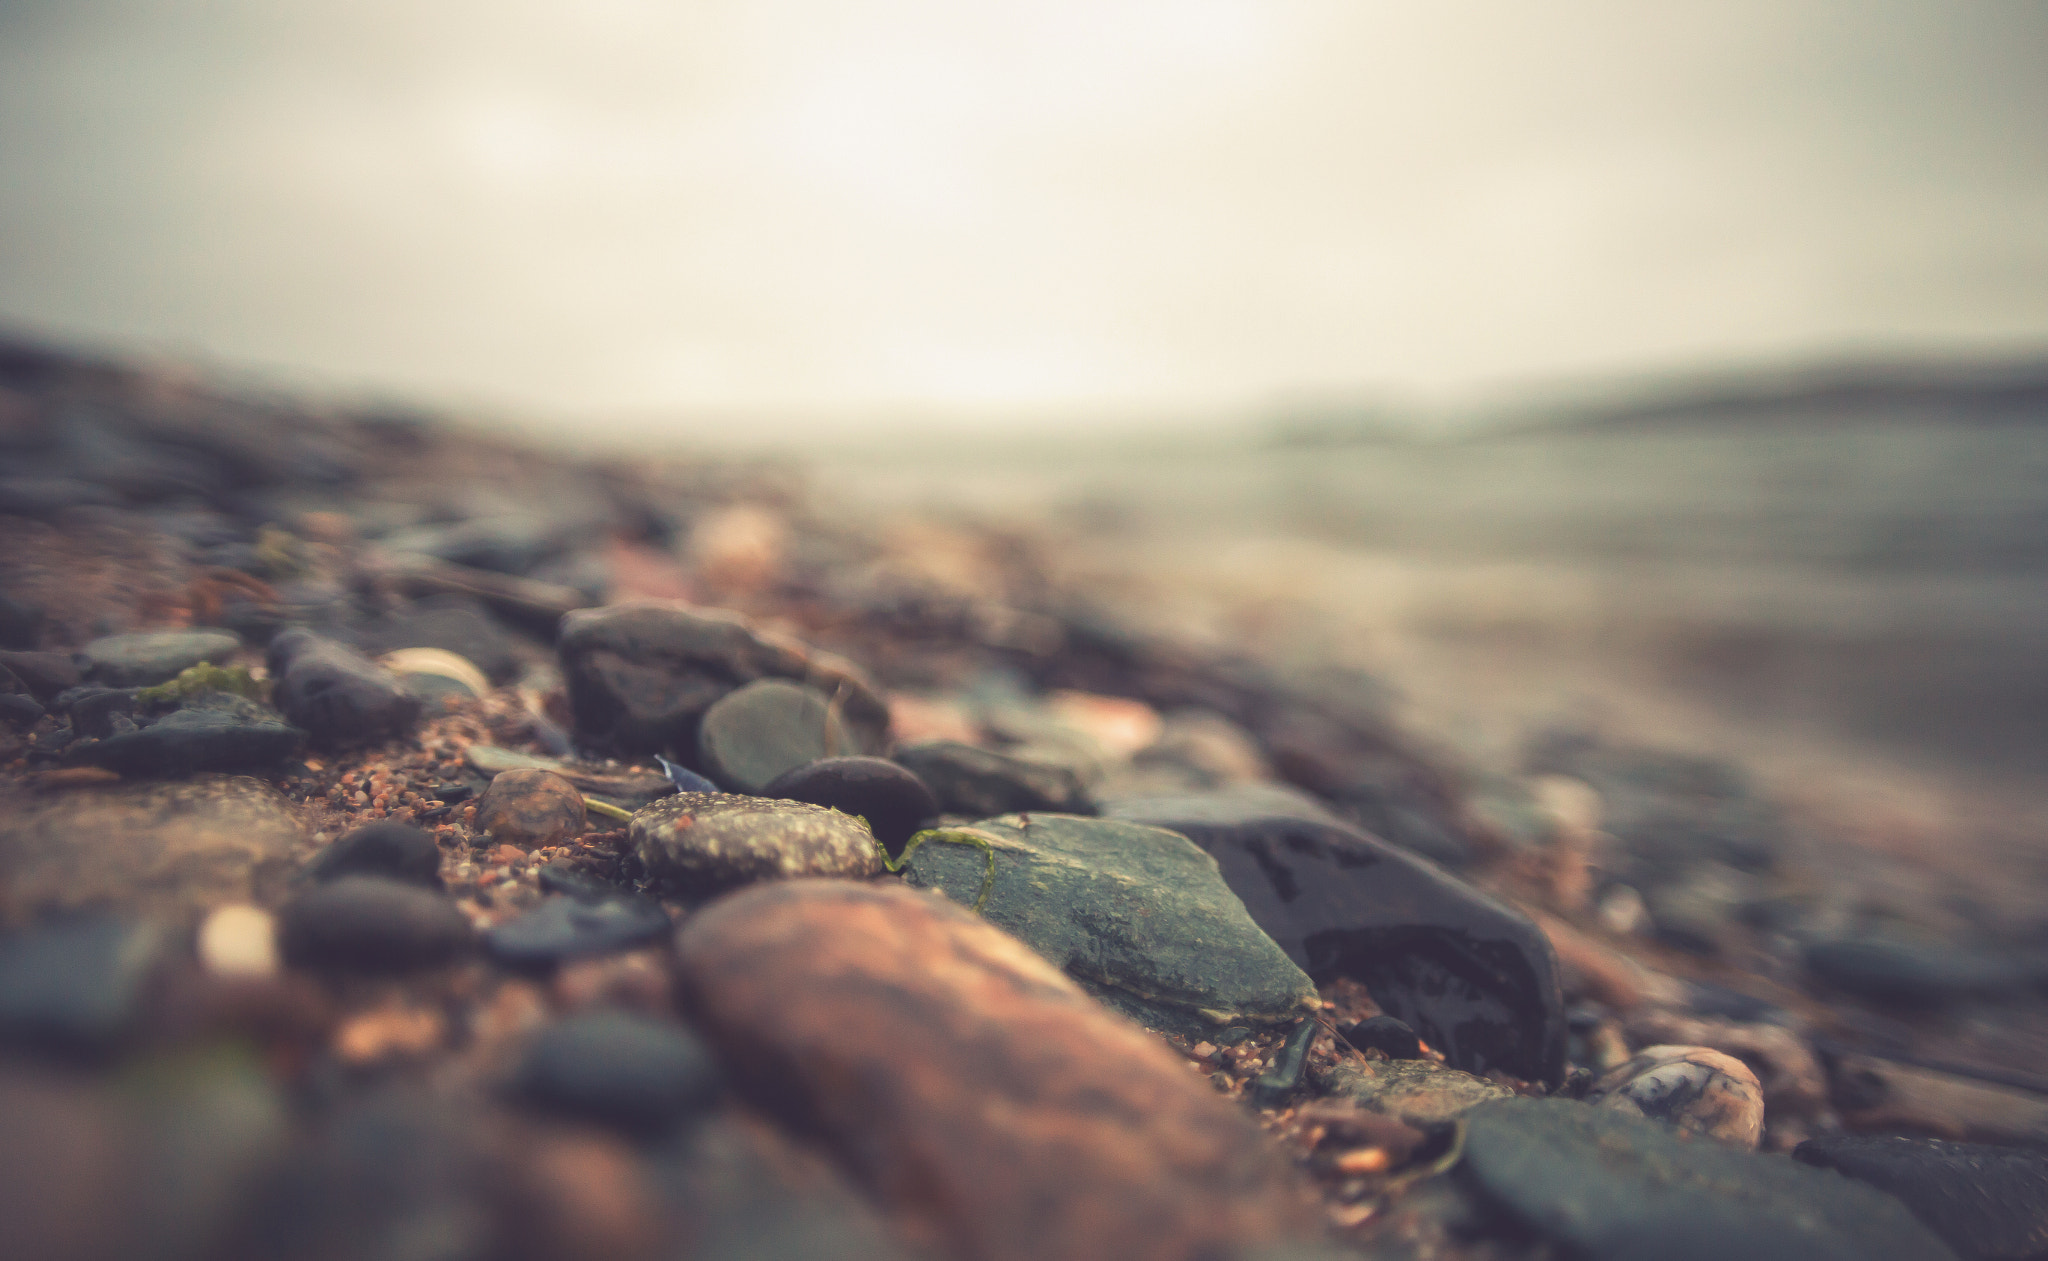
[135, 663, 267, 705]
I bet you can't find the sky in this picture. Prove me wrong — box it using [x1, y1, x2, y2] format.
[0, 0, 2044, 435]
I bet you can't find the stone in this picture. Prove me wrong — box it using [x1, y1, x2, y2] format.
[1104, 784, 1568, 1084]
[1803, 934, 2032, 1006]
[80, 695, 306, 777]
[1623, 1010, 1828, 1123]
[0, 915, 163, 1057]
[661, 1111, 916, 1261]
[759, 755, 939, 856]
[485, 890, 671, 970]
[351, 594, 522, 682]
[673, 880, 1319, 1261]
[1793, 1135, 2048, 1261]
[0, 592, 44, 649]
[1341, 1015, 1424, 1060]
[697, 678, 851, 793]
[1585, 1045, 1765, 1148]
[1826, 1048, 2048, 1148]
[0, 774, 302, 923]
[629, 792, 882, 897]
[60, 685, 138, 737]
[892, 739, 1093, 816]
[0, 692, 42, 728]
[475, 768, 587, 848]
[277, 876, 474, 974]
[79, 629, 240, 687]
[556, 600, 888, 759]
[1314, 1057, 1514, 1126]
[1249, 1016, 1321, 1107]
[0, 648, 82, 701]
[377, 647, 489, 703]
[1460, 1097, 1956, 1261]
[465, 745, 674, 812]
[196, 904, 280, 977]
[305, 821, 443, 888]
[511, 1011, 722, 1141]
[267, 629, 422, 749]
[901, 813, 1317, 1030]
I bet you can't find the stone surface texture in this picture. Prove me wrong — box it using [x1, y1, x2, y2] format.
[629, 792, 883, 895]
[475, 768, 588, 848]
[1793, 1135, 2048, 1261]
[1314, 1056, 1514, 1126]
[1586, 1044, 1765, 1148]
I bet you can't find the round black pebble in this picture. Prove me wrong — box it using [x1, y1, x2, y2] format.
[1342, 1015, 1424, 1060]
[306, 822, 444, 888]
[759, 755, 940, 856]
[277, 876, 473, 974]
[484, 892, 671, 971]
[511, 1010, 722, 1140]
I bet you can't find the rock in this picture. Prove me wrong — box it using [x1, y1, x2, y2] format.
[267, 629, 421, 749]
[1459, 1097, 1957, 1261]
[305, 821, 443, 888]
[759, 755, 939, 856]
[1623, 1010, 1828, 1124]
[1314, 1057, 1514, 1126]
[80, 695, 306, 777]
[662, 1111, 915, 1261]
[1793, 1135, 2048, 1261]
[0, 774, 302, 923]
[1586, 1045, 1765, 1148]
[78, 630, 240, 688]
[900, 813, 1317, 1030]
[377, 647, 489, 704]
[60, 685, 138, 737]
[1826, 1047, 2048, 1148]
[697, 679, 851, 793]
[892, 739, 1093, 816]
[1341, 1015, 1424, 1060]
[0, 916, 163, 1057]
[629, 792, 881, 897]
[1261, 707, 1476, 866]
[0, 648, 82, 701]
[464, 743, 560, 777]
[475, 768, 587, 849]
[673, 880, 1318, 1261]
[276, 876, 474, 974]
[1125, 708, 1270, 791]
[0, 692, 42, 728]
[196, 904, 280, 977]
[464, 744, 674, 812]
[351, 594, 522, 682]
[0, 592, 44, 649]
[485, 890, 671, 970]
[1104, 784, 1567, 1085]
[510, 1011, 722, 1141]
[1803, 934, 2032, 1006]
[556, 600, 888, 759]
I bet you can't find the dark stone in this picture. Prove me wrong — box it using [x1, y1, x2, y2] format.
[0, 692, 41, 728]
[484, 890, 671, 970]
[432, 781, 473, 804]
[474, 767, 587, 848]
[892, 739, 1093, 816]
[82, 698, 306, 777]
[1794, 1135, 2048, 1261]
[0, 916, 162, 1058]
[59, 686, 138, 737]
[1461, 1097, 1956, 1261]
[0, 649, 82, 702]
[656, 754, 719, 795]
[350, 594, 522, 683]
[510, 1011, 722, 1140]
[267, 629, 422, 749]
[698, 679, 851, 794]
[535, 862, 611, 897]
[759, 755, 939, 856]
[79, 630, 241, 688]
[1103, 784, 1567, 1085]
[1341, 1015, 1423, 1060]
[1804, 935, 2032, 1006]
[306, 822, 443, 888]
[1249, 1017, 1319, 1108]
[0, 592, 44, 649]
[276, 876, 473, 974]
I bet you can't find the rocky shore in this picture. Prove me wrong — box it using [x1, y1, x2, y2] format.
[1, 335, 2044, 1260]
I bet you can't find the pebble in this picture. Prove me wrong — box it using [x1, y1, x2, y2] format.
[1106, 784, 1567, 1085]
[759, 755, 940, 856]
[697, 678, 851, 793]
[351, 594, 521, 682]
[1584, 1044, 1765, 1148]
[673, 879, 1320, 1261]
[1341, 1015, 1424, 1060]
[0, 648, 82, 701]
[81, 696, 307, 776]
[891, 738, 1094, 816]
[1315, 1056, 1515, 1126]
[1793, 1134, 2048, 1261]
[901, 813, 1317, 1031]
[60, 685, 138, 737]
[485, 890, 672, 970]
[629, 791, 882, 898]
[0, 691, 43, 727]
[511, 1010, 723, 1141]
[195, 904, 280, 977]
[1623, 1010, 1828, 1124]
[377, 647, 489, 702]
[475, 768, 587, 848]
[276, 876, 474, 974]
[267, 629, 422, 749]
[0, 916, 163, 1056]
[1803, 933, 2032, 1006]
[78, 629, 240, 687]
[305, 821, 444, 888]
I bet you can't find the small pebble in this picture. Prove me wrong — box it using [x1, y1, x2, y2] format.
[759, 755, 939, 856]
[1584, 1044, 1765, 1148]
[196, 904, 279, 977]
[1341, 1015, 1424, 1060]
[277, 876, 475, 974]
[696, 679, 850, 794]
[511, 1010, 723, 1141]
[476, 768, 587, 848]
[485, 891, 672, 971]
[304, 821, 444, 888]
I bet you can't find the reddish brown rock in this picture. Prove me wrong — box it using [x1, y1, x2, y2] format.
[476, 768, 587, 849]
[673, 879, 1319, 1261]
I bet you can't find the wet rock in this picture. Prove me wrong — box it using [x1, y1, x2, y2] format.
[1793, 1135, 2048, 1261]
[0, 916, 162, 1057]
[267, 629, 421, 749]
[277, 876, 474, 974]
[1586, 1045, 1765, 1148]
[901, 813, 1316, 1030]
[1340, 1015, 1424, 1060]
[660, 1111, 915, 1261]
[0, 691, 42, 727]
[629, 792, 881, 897]
[351, 594, 522, 682]
[476, 768, 587, 849]
[1623, 1010, 1828, 1124]
[892, 738, 1093, 816]
[79, 630, 240, 688]
[485, 890, 671, 970]
[1460, 1097, 1956, 1261]
[1314, 1057, 1514, 1126]
[81, 695, 306, 777]
[556, 600, 888, 759]
[0, 648, 82, 701]
[1105, 784, 1567, 1084]
[760, 755, 939, 856]
[1261, 707, 1476, 866]
[1249, 1016, 1321, 1107]
[697, 678, 850, 793]
[673, 880, 1318, 1261]
[510, 1011, 722, 1141]
[0, 774, 302, 923]
[1804, 933, 2032, 1006]
[305, 821, 443, 888]
[61, 686, 140, 737]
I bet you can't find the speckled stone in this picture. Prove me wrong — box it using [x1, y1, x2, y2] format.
[1586, 1044, 1766, 1148]
[475, 768, 587, 849]
[630, 792, 881, 897]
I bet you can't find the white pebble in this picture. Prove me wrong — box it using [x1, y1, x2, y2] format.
[197, 904, 279, 977]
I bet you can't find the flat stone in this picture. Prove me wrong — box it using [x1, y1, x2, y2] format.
[1315, 1057, 1514, 1126]
[511, 1011, 722, 1141]
[901, 813, 1316, 1030]
[1459, 1097, 1956, 1261]
[1104, 784, 1567, 1084]
[0, 916, 163, 1057]
[80, 696, 306, 777]
[1803, 934, 2032, 1006]
[673, 880, 1318, 1261]
[697, 679, 850, 793]
[1587, 1045, 1765, 1148]
[267, 629, 421, 750]
[475, 768, 587, 848]
[1793, 1135, 2048, 1261]
[760, 756, 939, 856]
[305, 821, 443, 888]
[892, 739, 1093, 816]
[0, 649, 80, 701]
[630, 792, 882, 897]
[79, 630, 240, 687]
[277, 876, 474, 974]
[0, 774, 302, 923]
[484, 890, 671, 970]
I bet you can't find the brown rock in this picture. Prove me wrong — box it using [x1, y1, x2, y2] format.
[673, 880, 1318, 1261]
[477, 769, 587, 849]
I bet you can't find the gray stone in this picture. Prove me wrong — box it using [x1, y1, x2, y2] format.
[0, 916, 163, 1057]
[277, 876, 474, 974]
[698, 678, 850, 794]
[630, 792, 883, 897]
[267, 629, 421, 749]
[892, 739, 1093, 816]
[1314, 1057, 1513, 1126]
[1793, 1135, 2048, 1261]
[1459, 1097, 1957, 1261]
[1803, 933, 2033, 1006]
[511, 1011, 722, 1140]
[80, 630, 241, 687]
[81, 694, 306, 777]
[902, 813, 1316, 1029]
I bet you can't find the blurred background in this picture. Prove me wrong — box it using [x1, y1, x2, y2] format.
[3, 1, 2045, 852]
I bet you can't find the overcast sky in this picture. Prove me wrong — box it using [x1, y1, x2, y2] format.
[0, 0, 2043, 434]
